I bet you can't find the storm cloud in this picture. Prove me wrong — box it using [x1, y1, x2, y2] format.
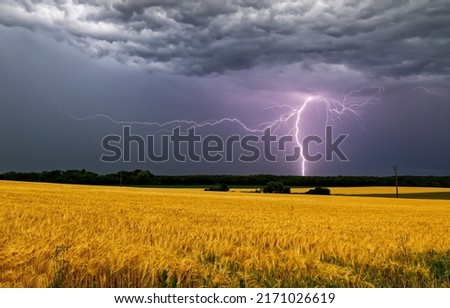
[1, 0, 449, 175]
[1, 0, 449, 77]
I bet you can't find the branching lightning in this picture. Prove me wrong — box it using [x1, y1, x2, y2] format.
[63, 86, 385, 176]
[412, 86, 447, 97]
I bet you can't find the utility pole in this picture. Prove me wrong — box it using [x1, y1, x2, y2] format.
[120, 169, 123, 187]
[393, 165, 399, 198]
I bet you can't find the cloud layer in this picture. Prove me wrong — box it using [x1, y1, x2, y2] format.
[1, 0, 449, 77]
[1, 1, 450, 175]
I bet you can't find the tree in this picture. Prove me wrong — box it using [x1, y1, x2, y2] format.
[263, 181, 290, 194]
[136, 170, 153, 185]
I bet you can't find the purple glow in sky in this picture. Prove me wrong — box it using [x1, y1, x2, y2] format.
[0, 0, 449, 175]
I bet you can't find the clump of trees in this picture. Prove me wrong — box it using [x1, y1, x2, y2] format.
[0, 169, 155, 186]
[305, 186, 331, 195]
[263, 181, 291, 194]
[2, 170, 450, 188]
[205, 183, 230, 192]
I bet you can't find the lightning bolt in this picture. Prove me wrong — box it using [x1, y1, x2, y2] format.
[62, 86, 385, 176]
[412, 86, 447, 97]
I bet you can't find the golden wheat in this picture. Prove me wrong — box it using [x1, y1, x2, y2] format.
[0, 181, 449, 287]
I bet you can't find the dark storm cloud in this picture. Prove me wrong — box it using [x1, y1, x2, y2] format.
[1, 0, 449, 77]
[1, 0, 450, 176]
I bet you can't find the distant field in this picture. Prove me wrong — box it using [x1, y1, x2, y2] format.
[237, 186, 450, 200]
[1, 181, 449, 287]
[326, 186, 450, 195]
[326, 187, 450, 200]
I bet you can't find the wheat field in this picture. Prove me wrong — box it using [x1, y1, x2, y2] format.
[1, 181, 449, 287]
[293, 186, 450, 195]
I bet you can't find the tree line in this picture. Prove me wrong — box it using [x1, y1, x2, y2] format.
[1, 169, 450, 188]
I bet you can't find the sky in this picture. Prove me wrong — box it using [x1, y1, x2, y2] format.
[0, 0, 449, 176]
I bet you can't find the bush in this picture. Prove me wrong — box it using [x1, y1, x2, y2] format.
[205, 183, 229, 192]
[263, 181, 291, 194]
[282, 186, 291, 194]
[306, 186, 331, 195]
